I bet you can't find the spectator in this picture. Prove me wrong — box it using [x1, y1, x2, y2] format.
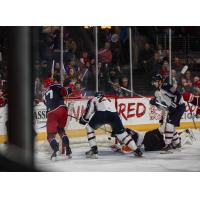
[70, 82, 83, 98]
[171, 69, 178, 88]
[51, 28, 60, 51]
[64, 61, 80, 80]
[120, 77, 130, 96]
[41, 60, 51, 78]
[178, 77, 194, 93]
[151, 52, 162, 75]
[160, 61, 169, 80]
[193, 76, 200, 85]
[194, 80, 200, 95]
[107, 79, 123, 97]
[0, 88, 6, 107]
[99, 62, 109, 91]
[172, 57, 183, 73]
[34, 60, 42, 79]
[108, 66, 122, 83]
[0, 81, 7, 107]
[138, 42, 154, 72]
[162, 49, 169, 62]
[185, 70, 193, 85]
[80, 51, 90, 69]
[156, 44, 165, 60]
[67, 67, 77, 81]
[98, 42, 112, 64]
[65, 38, 77, 53]
[34, 77, 43, 100]
[110, 33, 121, 65]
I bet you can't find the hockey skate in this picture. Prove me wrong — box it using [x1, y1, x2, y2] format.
[160, 144, 174, 154]
[173, 142, 182, 149]
[85, 146, 98, 159]
[51, 150, 61, 161]
[185, 129, 196, 141]
[134, 148, 143, 157]
[66, 147, 72, 159]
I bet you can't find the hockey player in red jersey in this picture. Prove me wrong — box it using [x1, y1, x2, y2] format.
[182, 80, 200, 117]
[43, 75, 72, 160]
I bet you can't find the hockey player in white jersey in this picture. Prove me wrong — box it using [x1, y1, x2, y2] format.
[150, 74, 186, 152]
[79, 92, 142, 158]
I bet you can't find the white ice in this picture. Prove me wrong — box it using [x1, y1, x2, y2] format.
[35, 129, 200, 172]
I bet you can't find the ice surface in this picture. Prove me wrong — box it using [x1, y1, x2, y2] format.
[35, 129, 200, 172]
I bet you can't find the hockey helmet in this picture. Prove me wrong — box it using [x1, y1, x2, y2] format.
[43, 78, 53, 88]
[152, 74, 163, 82]
[94, 91, 104, 98]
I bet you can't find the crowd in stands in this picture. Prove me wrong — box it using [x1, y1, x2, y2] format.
[33, 26, 132, 100]
[0, 27, 200, 107]
[0, 30, 8, 107]
[33, 27, 200, 101]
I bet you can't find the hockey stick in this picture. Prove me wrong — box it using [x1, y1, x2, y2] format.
[51, 60, 55, 79]
[186, 102, 198, 140]
[67, 114, 113, 136]
[108, 81, 132, 93]
[80, 69, 88, 82]
[132, 91, 168, 109]
[109, 82, 168, 109]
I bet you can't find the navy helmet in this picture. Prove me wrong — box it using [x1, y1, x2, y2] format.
[152, 74, 163, 82]
[94, 91, 104, 98]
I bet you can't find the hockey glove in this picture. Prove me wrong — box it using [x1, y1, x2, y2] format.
[134, 148, 143, 157]
[79, 116, 89, 125]
[149, 98, 157, 106]
[160, 101, 168, 107]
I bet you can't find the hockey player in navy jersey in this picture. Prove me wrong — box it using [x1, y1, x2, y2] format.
[43, 75, 72, 160]
[150, 74, 186, 152]
[79, 92, 142, 158]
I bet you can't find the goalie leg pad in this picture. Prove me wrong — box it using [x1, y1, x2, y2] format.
[116, 131, 137, 151]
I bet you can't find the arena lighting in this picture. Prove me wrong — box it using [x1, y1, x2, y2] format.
[101, 26, 111, 29]
[84, 26, 111, 29]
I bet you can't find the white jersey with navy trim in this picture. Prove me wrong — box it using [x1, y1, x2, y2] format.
[84, 96, 116, 120]
[155, 83, 184, 108]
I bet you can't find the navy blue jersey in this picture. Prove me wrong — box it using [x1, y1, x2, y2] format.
[155, 82, 184, 107]
[43, 84, 67, 112]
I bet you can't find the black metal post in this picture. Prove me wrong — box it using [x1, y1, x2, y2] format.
[7, 27, 34, 169]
